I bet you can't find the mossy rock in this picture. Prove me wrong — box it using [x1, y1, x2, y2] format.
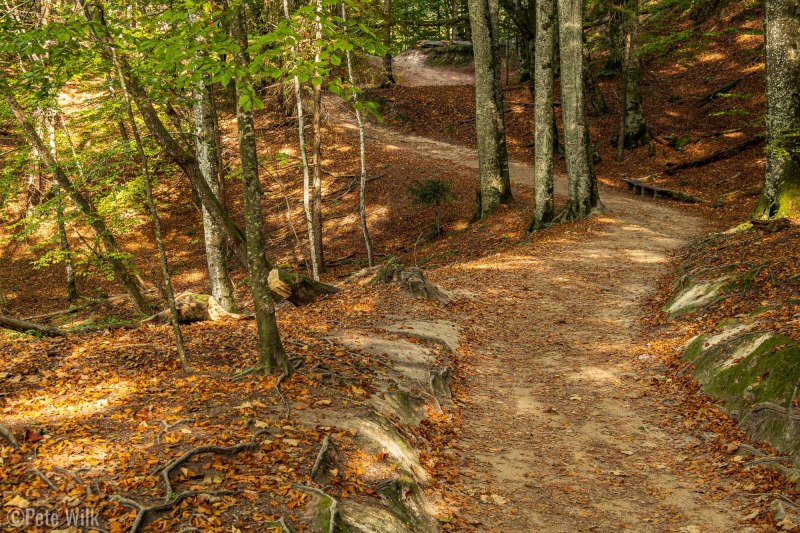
[664, 269, 756, 317]
[371, 388, 428, 428]
[684, 330, 800, 457]
[316, 495, 349, 533]
[336, 477, 438, 533]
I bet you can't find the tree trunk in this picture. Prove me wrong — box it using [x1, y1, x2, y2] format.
[0, 313, 67, 337]
[0, 75, 149, 314]
[231, 3, 289, 377]
[754, 0, 800, 218]
[605, 0, 624, 73]
[281, 0, 319, 280]
[194, 72, 235, 311]
[44, 108, 78, 301]
[311, 0, 325, 276]
[112, 46, 191, 373]
[54, 182, 78, 301]
[584, 51, 608, 116]
[105, 74, 130, 143]
[450, 0, 460, 40]
[383, 0, 396, 87]
[343, 3, 375, 267]
[555, 0, 603, 220]
[531, 0, 556, 230]
[468, 0, 512, 218]
[618, 0, 649, 150]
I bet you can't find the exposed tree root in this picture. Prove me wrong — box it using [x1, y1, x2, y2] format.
[264, 516, 298, 533]
[311, 434, 334, 480]
[231, 363, 268, 381]
[112, 438, 263, 533]
[156, 418, 194, 445]
[158, 442, 257, 503]
[0, 424, 19, 448]
[111, 490, 238, 533]
[28, 468, 58, 490]
[293, 483, 338, 533]
[663, 134, 765, 175]
[275, 372, 291, 420]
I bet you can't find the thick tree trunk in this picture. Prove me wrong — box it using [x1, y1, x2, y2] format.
[194, 73, 235, 311]
[231, 3, 289, 376]
[618, 0, 649, 150]
[0, 313, 67, 337]
[0, 75, 149, 314]
[531, 0, 556, 230]
[754, 0, 800, 218]
[468, 0, 512, 218]
[343, 4, 375, 267]
[556, 0, 603, 220]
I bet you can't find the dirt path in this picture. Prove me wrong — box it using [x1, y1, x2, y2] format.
[328, 90, 753, 530]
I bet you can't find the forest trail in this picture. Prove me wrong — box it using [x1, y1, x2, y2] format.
[329, 99, 754, 531]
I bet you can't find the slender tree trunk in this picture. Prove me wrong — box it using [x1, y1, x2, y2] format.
[468, 0, 512, 218]
[531, 0, 556, 230]
[555, 0, 603, 220]
[311, 0, 325, 276]
[105, 74, 130, 143]
[383, 0, 396, 87]
[55, 184, 78, 300]
[44, 114, 78, 301]
[0, 75, 149, 314]
[343, 3, 375, 267]
[194, 72, 235, 311]
[605, 0, 624, 73]
[450, 0, 459, 40]
[754, 0, 800, 218]
[282, 0, 320, 280]
[618, 0, 648, 151]
[231, 3, 289, 377]
[111, 47, 190, 372]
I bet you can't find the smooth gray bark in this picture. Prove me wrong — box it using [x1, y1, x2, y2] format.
[311, 0, 325, 275]
[531, 0, 556, 230]
[468, 0, 512, 217]
[555, 0, 603, 220]
[194, 74, 235, 311]
[281, 0, 318, 280]
[343, 3, 375, 267]
[755, 0, 800, 218]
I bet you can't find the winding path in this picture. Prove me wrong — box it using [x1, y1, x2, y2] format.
[329, 64, 754, 530]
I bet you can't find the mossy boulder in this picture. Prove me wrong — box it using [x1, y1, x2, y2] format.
[683, 329, 800, 457]
[664, 269, 757, 316]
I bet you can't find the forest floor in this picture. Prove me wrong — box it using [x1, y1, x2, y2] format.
[4, 5, 799, 530]
[329, 86, 759, 530]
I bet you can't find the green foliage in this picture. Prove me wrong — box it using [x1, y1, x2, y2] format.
[407, 179, 455, 207]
